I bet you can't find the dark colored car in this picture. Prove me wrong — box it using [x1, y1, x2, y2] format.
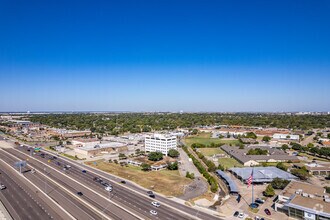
[233, 211, 239, 217]
[149, 194, 155, 198]
[264, 208, 271, 215]
[27, 149, 31, 152]
[82, 170, 87, 173]
[255, 198, 264, 204]
[147, 191, 153, 195]
[120, 180, 126, 184]
[77, 192, 83, 196]
[56, 162, 61, 166]
[93, 177, 99, 181]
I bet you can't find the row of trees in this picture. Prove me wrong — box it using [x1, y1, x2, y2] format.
[29, 113, 330, 134]
[246, 148, 268, 155]
[182, 146, 218, 193]
[289, 143, 330, 158]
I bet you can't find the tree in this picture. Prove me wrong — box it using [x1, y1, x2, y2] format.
[263, 184, 275, 197]
[247, 148, 268, 155]
[185, 171, 195, 179]
[328, 133, 330, 139]
[168, 149, 180, 158]
[262, 136, 271, 142]
[276, 162, 288, 171]
[291, 167, 310, 180]
[271, 178, 290, 189]
[148, 152, 163, 161]
[245, 132, 257, 139]
[141, 163, 151, 171]
[281, 144, 289, 151]
[307, 143, 314, 148]
[167, 161, 178, 170]
[190, 129, 198, 135]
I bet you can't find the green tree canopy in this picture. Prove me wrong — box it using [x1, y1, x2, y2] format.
[263, 184, 275, 197]
[168, 149, 180, 158]
[148, 152, 163, 161]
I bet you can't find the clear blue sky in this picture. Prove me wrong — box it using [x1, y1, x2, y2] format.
[1, 0, 329, 112]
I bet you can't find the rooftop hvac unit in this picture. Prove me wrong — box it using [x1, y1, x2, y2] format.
[309, 194, 314, 198]
[325, 198, 330, 203]
[324, 195, 329, 199]
[302, 193, 308, 197]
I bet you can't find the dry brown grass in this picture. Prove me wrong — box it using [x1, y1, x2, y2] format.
[85, 160, 192, 197]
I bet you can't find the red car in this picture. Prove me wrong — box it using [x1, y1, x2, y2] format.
[264, 208, 271, 215]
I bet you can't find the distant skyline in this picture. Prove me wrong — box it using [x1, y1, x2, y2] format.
[1, 0, 330, 112]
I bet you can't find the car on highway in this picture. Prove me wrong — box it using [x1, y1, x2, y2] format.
[264, 208, 271, 215]
[105, 186, 113, 192]
[147, 191, 153, 195]
[120, 180, 126, 184]
[233, 211, 239, 217]
[150, 210, 157, 215]
[149, 194, 155, 198]
[102, 182, 110, 187]
[65, 165, 71, 168]
[56, 162, 61, 166]
[77, 192, 83, 196]
[151, 201, 160, 207]
[0, 184, 6, 190]
[31, 169, 36, 173]
[82, 170, 87, 173]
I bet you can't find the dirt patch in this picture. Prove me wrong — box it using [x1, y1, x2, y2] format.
[85, 159, 192, 197]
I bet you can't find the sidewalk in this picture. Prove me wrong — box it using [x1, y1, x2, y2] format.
[0, 199, 12, 220]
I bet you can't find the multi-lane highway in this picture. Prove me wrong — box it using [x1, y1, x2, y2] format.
[0, 160, 63, 220]
[0, 136, 223, 220]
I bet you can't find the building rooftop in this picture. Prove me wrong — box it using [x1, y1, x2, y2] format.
[281, 180, 326, 197]
[79, 142, 126, 151]
[281, 181, 330, 217]
[229, 167, 298, 183]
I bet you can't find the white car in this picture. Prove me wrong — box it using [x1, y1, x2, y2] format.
[105, 186, 113, 192]
[65, 165, 71, 168]
[238, 213, 244, 218]
[31, 169, 36, 173]
[150, 210, 157, 215]
[151, 201, 160, 207]
[0, 184, 6, 190]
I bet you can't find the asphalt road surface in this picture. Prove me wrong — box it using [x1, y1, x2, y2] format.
[0, 135, 223, 220]
[0, 164, 61, 220]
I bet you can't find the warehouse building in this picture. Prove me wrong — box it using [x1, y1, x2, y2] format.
[74, 142, 127, 157]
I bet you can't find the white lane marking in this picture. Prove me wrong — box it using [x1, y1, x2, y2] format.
[0, 158, 74, 220]
[9, 148, 144, 220]
[43, 149, 203, 220]
[1, 149, 110, 220]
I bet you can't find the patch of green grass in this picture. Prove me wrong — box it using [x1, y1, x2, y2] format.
[198, 148, 225, 156]
[218, 158, 243, 169]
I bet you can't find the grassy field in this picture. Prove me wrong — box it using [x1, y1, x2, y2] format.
[85, 160, 192, 197]
[184, 133, 241, 146]
[198, 148, 225, 156]
[218, 158, 243, 169]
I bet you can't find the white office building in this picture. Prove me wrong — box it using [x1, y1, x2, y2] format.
[145, 134, 177, 156]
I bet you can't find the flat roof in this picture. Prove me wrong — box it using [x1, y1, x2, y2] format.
[216, 170, 239, 193]
[79, 142, 126, 151]
[286, 195, 330, 217]
[229, 167, 298, 183]
[281, 180, 326, 197]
